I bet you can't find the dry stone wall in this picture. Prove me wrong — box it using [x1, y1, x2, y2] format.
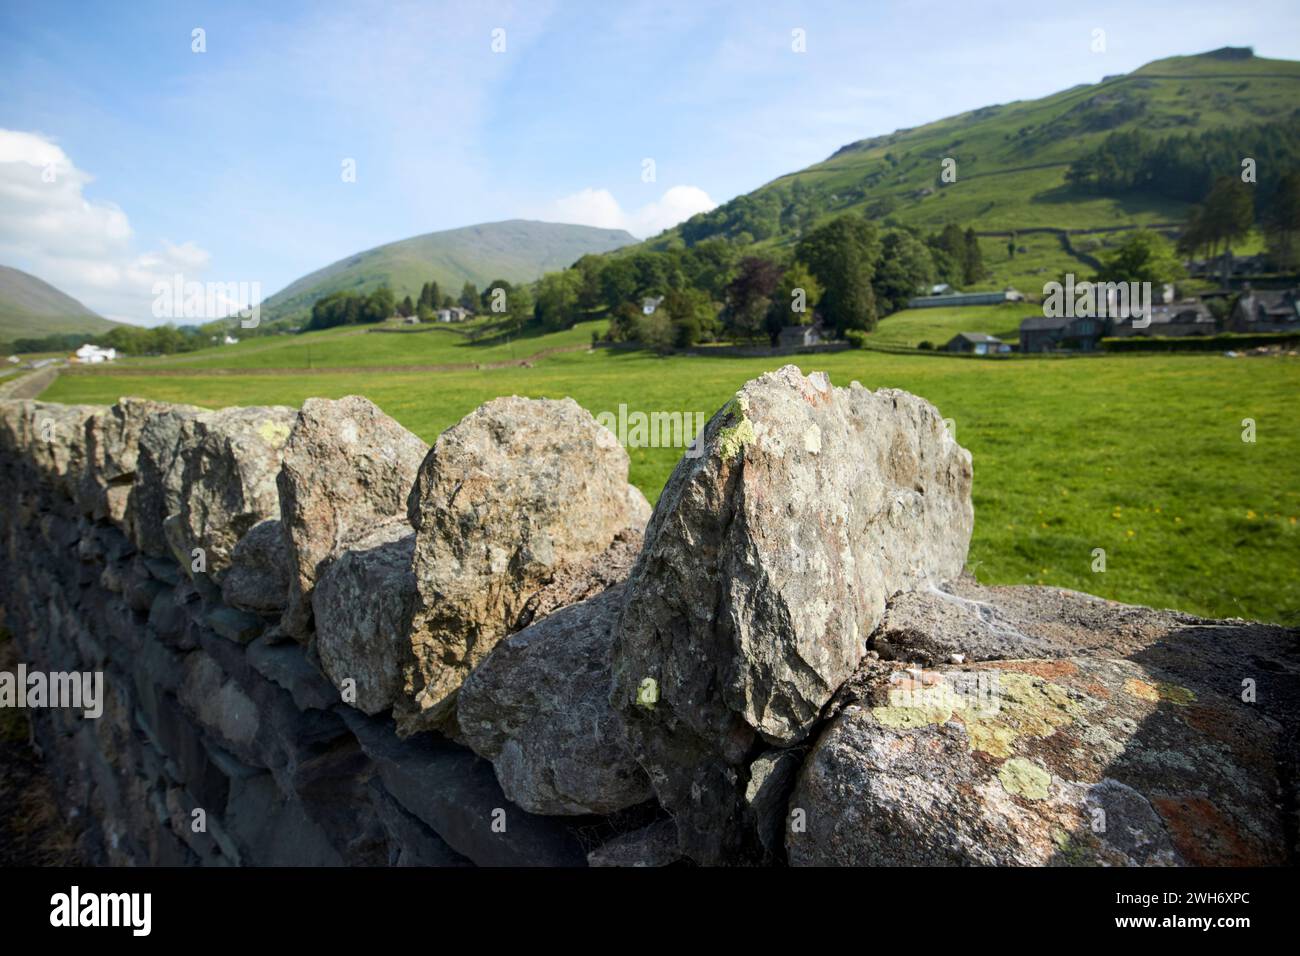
[0, 366, 1295, 867]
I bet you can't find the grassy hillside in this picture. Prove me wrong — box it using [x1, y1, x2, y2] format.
[259, 220, 636, 327]
[0, 265, 119, 346]
[43, 340, 1300, 626]
[647, 47, 1300, 286]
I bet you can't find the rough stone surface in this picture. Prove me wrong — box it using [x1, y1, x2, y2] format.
[611, 365, 973, 864]
[77, 397, 171, 530]
[221, 519, 292, 614]
[173, 406, 297, 581]
[458, 584, 652, 816]
[789, 600, 1300, 866]
[400, 396, 645, 732]
[871, 572, 1207, 666]
[129, 402, 204, 557]
[313, 519, 416, 716]
[587, 819, 681, 867]
[277, 395, 428, 640]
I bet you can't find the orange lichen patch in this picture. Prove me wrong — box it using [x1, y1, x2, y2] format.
[1151, 795, 1282, 866]
[1084, 682, 1111, 699]
[984, 660, 1079, 680]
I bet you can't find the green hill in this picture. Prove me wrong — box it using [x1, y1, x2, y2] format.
[0, 265, 119, 346]
[260, 219, 637, 327]
[647, 47, 1300, 289]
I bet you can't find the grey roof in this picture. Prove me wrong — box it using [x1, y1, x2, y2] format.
[953, 332, 1003, 343]
[1019, 316, 1071, 331]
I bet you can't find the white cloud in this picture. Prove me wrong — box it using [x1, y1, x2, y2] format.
[548, 184, 717, 238]
[0, 129, 213, 325]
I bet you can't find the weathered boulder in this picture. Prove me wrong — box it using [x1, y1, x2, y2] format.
[129, 402, 204, 557]
[788, 597, 1300, 866]
[399, 396, 645, 732]
[587, 819, 681, 867]
[221, 518, 292, 614]
[458, 584, 652, 816]
[77, 397, 171, 530]
[871, 572, 1202, 665]
[277, 395, 428, 640]
[172, 405, 297, 580]
[611, 365, 973, 864]
[313, 519, 416, 716]
[14, 400, 106, 496]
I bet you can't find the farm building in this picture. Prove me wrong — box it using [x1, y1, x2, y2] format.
[778, 324, 823, 349]
[1229, 287, 1300, 333]
[1111, 301, 1217, 338]
[1019, 316, 1104, 352]
[943, 332, 1008, 355]
[907, 288, 1023, 309]
[72, 344, 117, 364]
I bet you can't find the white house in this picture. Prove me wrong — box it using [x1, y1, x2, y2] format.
[74, 344, 117, 364]
[223, 335, 240, 345]
[642, 296, 664, 316]
[437, 306, 473, 323]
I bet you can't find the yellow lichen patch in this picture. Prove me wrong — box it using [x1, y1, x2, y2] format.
[870, 702, 953, 729]
[256, 419, 292, 446]
[1155, 682, 1196, 706]
[717, 417, 755, 461]
[959, 671, 1085, 759]
[998, 757, 1052, 800]
[1123, 678, 1161, 702]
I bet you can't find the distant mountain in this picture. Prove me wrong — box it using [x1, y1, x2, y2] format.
[260, 219, 637, 326]
[0, 265, 119, 346]
[649, 47, 1300, 250]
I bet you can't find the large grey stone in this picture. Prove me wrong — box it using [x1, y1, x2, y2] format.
[313, 519, 416, 716]
[173, 406, 296, 580]
[277, 395, 428, 640]
[458, 584, 652, 816]
[78, 397, 171, 529]
[611, 365, 973, 864]
[221, 518, 291, 614]
[399, 395, 645, 732]
[129, 402, 204, 557]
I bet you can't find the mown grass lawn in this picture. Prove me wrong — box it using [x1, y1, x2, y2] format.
[42, 346, 1300, 626]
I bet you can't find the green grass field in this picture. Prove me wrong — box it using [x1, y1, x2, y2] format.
[868, 304, 1035, 349]
[41, 331, 1300, 626]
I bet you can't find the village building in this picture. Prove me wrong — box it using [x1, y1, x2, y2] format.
[72, 344, 117, 364]
[437, 306, 473, 323]
[942, 332, 1008, 355]
[1229, 286, 1300, 333]
[641, 295, 665, 316]
[777, 324, 823, 349]
[1018, 315, 1104, 353]
[1111, 300, 1217, 337]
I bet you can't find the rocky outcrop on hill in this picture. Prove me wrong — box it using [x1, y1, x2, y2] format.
[0, 366, 1294, 868]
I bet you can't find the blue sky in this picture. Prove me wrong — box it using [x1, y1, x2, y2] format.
[2, 0, 1299, 324]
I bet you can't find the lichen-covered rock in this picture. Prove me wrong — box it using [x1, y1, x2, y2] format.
[221, 519, 292, 614]
[789, 612, 1300, 866]
[611, 365, 973, 864]
[399, 396, 644, 732]
[129, 402, 204, 557]
[313, 519, 416, 716]
[77, 397, 171, 530]
[277, 396, 428, 640]
[10, 400, 107, 496]
[173, 405, 297, 580]
[458, 584, 652, 816]
[871, 572, 1205, 666]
